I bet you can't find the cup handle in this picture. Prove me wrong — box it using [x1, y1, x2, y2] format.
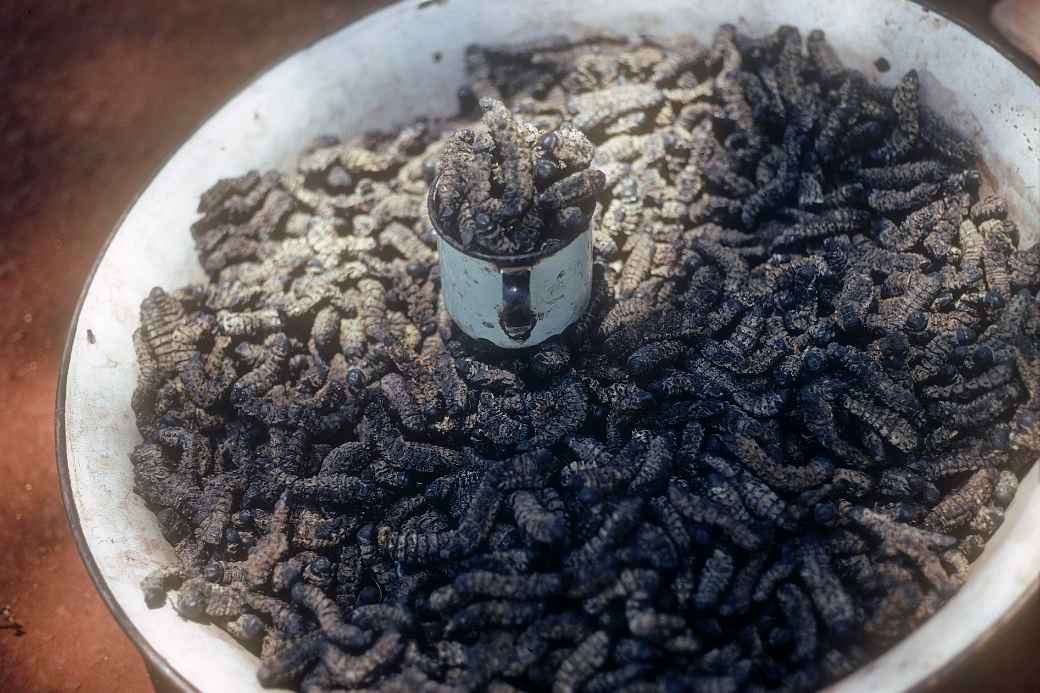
[499, 268, 537, 342]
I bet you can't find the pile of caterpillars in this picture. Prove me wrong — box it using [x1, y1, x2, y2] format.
[132, 24, 1040, 693]
[431, 97, 604, 256]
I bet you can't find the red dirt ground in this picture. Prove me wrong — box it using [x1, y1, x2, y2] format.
[0, 2, 1034, 691]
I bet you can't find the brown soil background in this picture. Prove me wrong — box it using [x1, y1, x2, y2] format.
[0, 1, 1035, 691]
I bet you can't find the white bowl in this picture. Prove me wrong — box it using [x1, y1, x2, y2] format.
[57, 0, 1040, 691]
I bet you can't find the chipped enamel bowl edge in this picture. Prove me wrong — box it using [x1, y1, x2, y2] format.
[57, 0, 1040, 691]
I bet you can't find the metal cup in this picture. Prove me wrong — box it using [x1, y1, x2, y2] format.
[428, 181, 593, 349]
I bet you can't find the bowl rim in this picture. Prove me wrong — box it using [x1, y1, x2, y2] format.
[53, 2, 1040, 691]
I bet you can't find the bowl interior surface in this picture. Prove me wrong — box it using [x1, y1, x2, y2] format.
[60, 0, 1040, 691]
